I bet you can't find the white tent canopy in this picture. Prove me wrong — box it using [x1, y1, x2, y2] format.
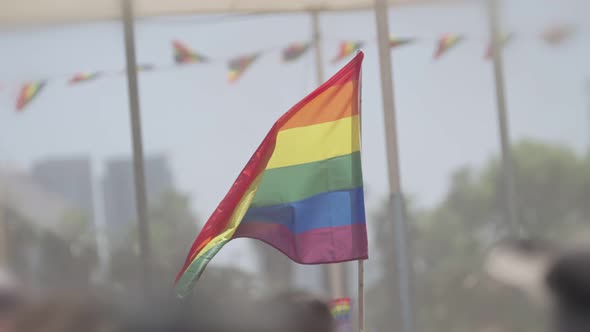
[0, 0, 460, 26]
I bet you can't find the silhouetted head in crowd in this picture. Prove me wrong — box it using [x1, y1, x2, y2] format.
[0, 270, 22, 332]
[486, 238, 590, 332]
[11, 294, 111, 332]
[263, 291, 335, 332]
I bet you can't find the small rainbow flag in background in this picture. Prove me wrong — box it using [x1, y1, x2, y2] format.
[282, 42, 311, 62]
[329, 298, 352, 321]
[389, 37, 414, 49]
[16, 81, 46, 111]
[227, 53, 259, 83]
[69, 72, 100, 84]
[173, 40, 208, 64]
[542, 24, 574, 45]
[175, 52, 368, 297]
[332, 41, 363, 63]
[433, 34, 463, 59]
[484, 33, 514, 59]
[330, 297, 353, 332]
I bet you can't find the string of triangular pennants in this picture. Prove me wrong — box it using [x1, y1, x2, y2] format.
[5, 24, 578, 112]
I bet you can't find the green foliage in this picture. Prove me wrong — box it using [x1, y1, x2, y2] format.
[110, 191, 197, 288]
[148, 191, 199, 269]
[368, 140, 589, 332]
[109, 191, 256, 300]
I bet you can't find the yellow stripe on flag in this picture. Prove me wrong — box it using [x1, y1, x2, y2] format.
[267, 115, 360, 170]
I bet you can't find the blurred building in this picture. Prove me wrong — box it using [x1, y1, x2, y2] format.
[0, 168, 93, 289]
[31, 157, 94, 224]
[0, 169, 73, 233]
[102, 154, 174, 239]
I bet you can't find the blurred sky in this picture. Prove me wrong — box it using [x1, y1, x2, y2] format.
[0, 0, 589, 277]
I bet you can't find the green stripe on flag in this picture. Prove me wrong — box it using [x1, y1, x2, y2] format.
[251, 152, 363, 208]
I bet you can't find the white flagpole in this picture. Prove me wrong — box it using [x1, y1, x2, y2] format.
[356, 48, 365, 332]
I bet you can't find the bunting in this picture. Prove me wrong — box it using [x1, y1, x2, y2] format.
[484, 33, 514, 59]
[173, 40, 208, 64]
[228, 53, 259, 83]
[16, 81, 46, 111]
[282, 42, 311, 62]
[120, 64, 155, 75]
[434, 34, 462, 59]
[137, 64, 155, 72]
[332, 41, 363, 63]
[542, 25, 574, 45]
[69, 72, 100, 84]
[389, 37, 413, 49]
[4, 28, 582, 110]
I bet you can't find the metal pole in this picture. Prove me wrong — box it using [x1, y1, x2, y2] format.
[121, 0, 153, 293]
[487, 0, 519, 234]
[357, 260, 365, 332]
[374, 1, 415, 332]
[311, 11, 325, 87]
[311, 10, 346, 299]
[586, 79, 590, 150]
[0, 207, 9, 267]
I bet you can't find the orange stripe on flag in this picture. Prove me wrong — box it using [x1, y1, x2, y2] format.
[280, 80, 359, 131]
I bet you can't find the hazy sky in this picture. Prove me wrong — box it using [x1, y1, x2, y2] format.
[1, 0, 589, 282]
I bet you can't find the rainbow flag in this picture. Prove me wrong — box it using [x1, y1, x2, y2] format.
[484, 33, 513, 59]
[228, 53, 259, 83]
[389, 37, 413, 49]
[173, 40, 208, 64]
[329, 298, 352, 321]
[542, 25, 574, 45]
[282, 42, 311, 62]
[69, 72, 100, 84]
[175, 52, 368, 296]
[16, 81, 46, 111]
[330, 298, 353, 332]
[332, 41, 363, 63]
[433, 34, 462, 59]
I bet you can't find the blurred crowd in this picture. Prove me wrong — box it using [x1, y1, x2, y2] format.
[3, 237, 590, 332]
[0, 270, 335, 332]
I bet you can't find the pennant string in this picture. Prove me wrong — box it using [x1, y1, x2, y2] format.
[1, 26, 585, 111]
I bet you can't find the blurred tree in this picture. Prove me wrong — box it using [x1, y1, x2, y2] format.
[148, 191, 199, 272]
[110, 191, 197, 290]
[368, 140, 588, 332]
[109, 191, 257, 302]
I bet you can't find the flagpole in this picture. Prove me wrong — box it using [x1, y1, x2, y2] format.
[487, 0, 519, 234]
[374, 2, 415, 332]
[358, 260, 365, 332]
[121, 0, 153, 294]
[586, 79, 590, 150]
[311, 10, 346, 299]
[0, 207, 9, 268]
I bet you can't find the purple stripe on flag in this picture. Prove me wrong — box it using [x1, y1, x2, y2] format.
[233, 222, 368, 264]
